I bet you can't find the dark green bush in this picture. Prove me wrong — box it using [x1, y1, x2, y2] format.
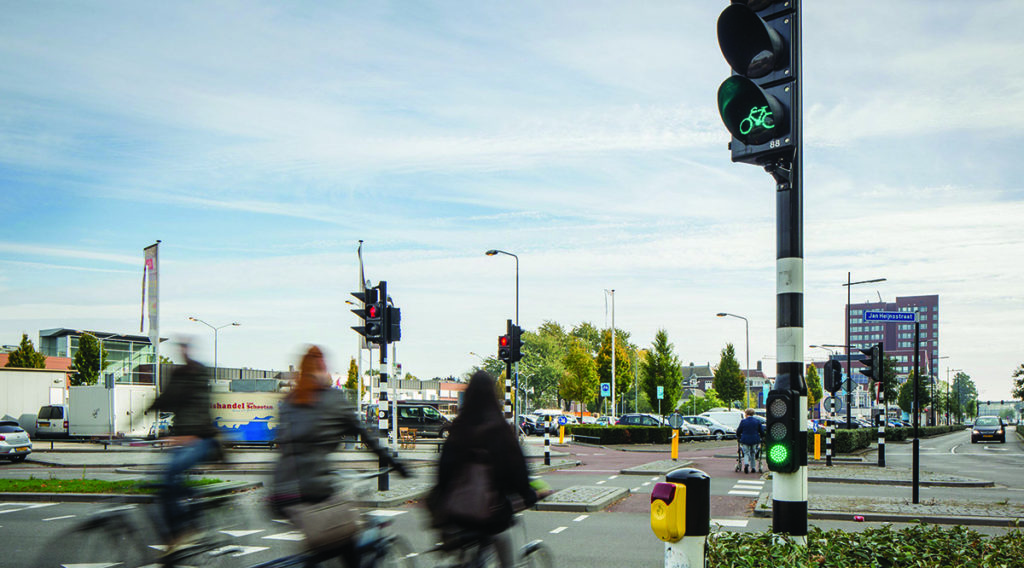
[707, 525, 1024, 568]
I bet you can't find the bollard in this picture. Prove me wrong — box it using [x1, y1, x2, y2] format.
[670, 429, 679, 461]
[544, 418, 551, 466]
[813, 432, 820, 460]
[651, 468, 709, 568]
[559, 425, 565, 445]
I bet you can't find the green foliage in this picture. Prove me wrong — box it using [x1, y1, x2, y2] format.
[595, 328, 634, 407]
[680, 389, 727, 415]
[707, 525, 1024, 568]
[569, 322, 601, 356]
[897, 370, 931, 415]
[560, 339, 598, 412]
[345, 357, 359, 391]
[951, 371, 978, 420]
[519, 322, 569, 408]
[69, 333, 108, 386]
[879, 355, 899, 402]
[805, 364, 823, 407]
[1012, 363, 1024, 401]
[713, 343, 745, 407]
[641, 330, 682, 412]
[0, 477, 222, 494]
[4, 334, 46, 368]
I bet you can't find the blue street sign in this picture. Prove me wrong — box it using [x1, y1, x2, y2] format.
[600, 382, 611, 397]
[558, 415, 568, 426]
[863, 311, 918, 323]
[657, 386, 665, 400]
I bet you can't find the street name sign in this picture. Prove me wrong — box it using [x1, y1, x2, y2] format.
[863, 311, 918, 323]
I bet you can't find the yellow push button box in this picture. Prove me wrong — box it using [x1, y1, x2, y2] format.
[650, 481, 686, 542]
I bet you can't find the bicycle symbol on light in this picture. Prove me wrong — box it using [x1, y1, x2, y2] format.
[739, 105, 775, 136]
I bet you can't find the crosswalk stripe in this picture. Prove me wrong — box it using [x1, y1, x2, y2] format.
[573, 515, 589, 522]
[221, 529, 265, 537]
[728, 490, 761, 496]
[735, 480, 764, 486]
[368, 509, 407, 517]
[263, 531, 305, 541]
[550, 526, 567, 534]
[43, 515, 76, 521]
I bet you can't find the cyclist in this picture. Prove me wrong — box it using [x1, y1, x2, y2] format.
[427, 370, 548, 568]
[270, 345, 409, 564]
[145, 339, 222, 545]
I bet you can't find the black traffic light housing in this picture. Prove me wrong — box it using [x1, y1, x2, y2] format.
[764, 388, 804, 473]
[859, 342, 884, 399]
[385, 305, 401, 344]
[351, 286, 380, 342]
[510, 324, 524, 363]
[823, 359, 842, 393]
[498, 335, 511, 362]
[716, 0, 798, 165]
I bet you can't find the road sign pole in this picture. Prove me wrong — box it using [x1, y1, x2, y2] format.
[912, 321, 921, 503]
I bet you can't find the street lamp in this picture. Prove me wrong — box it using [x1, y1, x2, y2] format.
[842, 274, 886, 425]
[485, 249, 519, 425]
[716, 313, 750, 408]
[187, 317, 240, 381]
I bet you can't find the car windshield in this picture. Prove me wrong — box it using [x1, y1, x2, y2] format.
[975, 417, 999, 426]
[0, 424, 24, 433]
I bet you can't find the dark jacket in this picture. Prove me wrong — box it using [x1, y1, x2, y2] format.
[148, 358, 217, 439]
[429, 418, 537, 534]
[736, 416, 765, 446]
[271, 388, 389, 512]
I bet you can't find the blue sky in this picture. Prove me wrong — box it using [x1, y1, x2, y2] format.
[1, 1, 1022, 401]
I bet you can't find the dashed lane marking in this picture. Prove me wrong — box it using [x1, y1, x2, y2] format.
[573, 515, 589, 522]
[42, 515, 76, 522]
[263, 531, 306, 541]
[0, 503, 58, 515]
[632, 487, 643, 492]
[368, 509, 408, 517]
[596, 480, 606, 485]
[728, 490, 761, 496]
[608, 475, 619, 480]
[222, 529, 265, 537]
[550, 526, 568, 534]
[641, 481, 651, 486]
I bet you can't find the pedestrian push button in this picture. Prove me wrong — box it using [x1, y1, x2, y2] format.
[650, 482, 686, 542]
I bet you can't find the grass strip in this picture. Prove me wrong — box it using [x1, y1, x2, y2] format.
[0, 478, 222, 494]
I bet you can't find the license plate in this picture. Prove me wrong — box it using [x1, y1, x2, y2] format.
[15, 447, 27, 452]
[38, 422, 49, 427]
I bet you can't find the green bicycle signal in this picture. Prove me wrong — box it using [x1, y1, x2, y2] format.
[739, 105, 775, 136]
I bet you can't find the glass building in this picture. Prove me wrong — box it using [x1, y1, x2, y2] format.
[39, 328, 163, 385]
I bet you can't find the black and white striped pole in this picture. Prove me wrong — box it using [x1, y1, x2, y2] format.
[825, 396, 834, 467]
[544, 418, 551, 466]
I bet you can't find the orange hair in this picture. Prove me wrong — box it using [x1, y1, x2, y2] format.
[288, 345, 326, 406]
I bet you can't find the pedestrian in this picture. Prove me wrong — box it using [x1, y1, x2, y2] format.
[146, 339, 221, 545]
[270, 345, 407, 563]
[427, 370, 548, 568]
[736, 408, 765, 474]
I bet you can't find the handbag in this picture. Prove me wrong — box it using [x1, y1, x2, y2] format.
[288, 493, 361, 550]
[441, 453, 502, 524]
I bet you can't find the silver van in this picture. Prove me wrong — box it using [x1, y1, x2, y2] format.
[35, 404, 69, 438]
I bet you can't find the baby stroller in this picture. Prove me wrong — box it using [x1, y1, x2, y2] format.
[734, 439, 764, 474]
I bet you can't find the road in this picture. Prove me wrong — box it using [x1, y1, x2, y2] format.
[2, 430, 1021, 567]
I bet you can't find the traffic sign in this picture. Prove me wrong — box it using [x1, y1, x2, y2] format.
[558, 415, 568, 426]
[601, 382, 611, 397]
[863, 311, 917, 323]
[668, 413, 684, 429]
[657, 386, 665, 400]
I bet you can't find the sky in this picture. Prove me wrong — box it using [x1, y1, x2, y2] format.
[1, 1, 1022, 401]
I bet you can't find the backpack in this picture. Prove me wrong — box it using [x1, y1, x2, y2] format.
[434, 448, 503, 526]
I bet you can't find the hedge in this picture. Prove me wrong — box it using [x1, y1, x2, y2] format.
[808, 424, 964, 453]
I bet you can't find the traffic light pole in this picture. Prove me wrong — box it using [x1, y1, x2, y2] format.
[912, 321, 921, 503]
[505, 319, 513, 422]
[377, 281, 390, 491]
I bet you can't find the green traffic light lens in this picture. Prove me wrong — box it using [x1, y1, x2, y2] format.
[767, 443, 790, 465]
[717, 76, 786, 145]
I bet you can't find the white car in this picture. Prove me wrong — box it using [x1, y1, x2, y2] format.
[682, 415, 737, 440]
[0, 420, 33, 462]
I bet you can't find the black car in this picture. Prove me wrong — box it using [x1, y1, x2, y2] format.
[971, 416, 1006, 443]
[517, 414, 543, 435]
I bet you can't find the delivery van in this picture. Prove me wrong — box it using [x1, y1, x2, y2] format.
[35, 404, 69, 438]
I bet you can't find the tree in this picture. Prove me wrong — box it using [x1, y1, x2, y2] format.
[1012, 364, 1024, 402]
[5, 334, 46, 368]
[518, 321, 568, 409]
[897, 370, 931, 416]
[680, 389, 727, 415]
[641, 330, 683, 416]
[806, 364, 823, 410]
[867, 356, 900, 404]
[713, 343, 745, 408]
[69, 333, 108, 386]
[951, 371, 978, 421]
[596, 328, 634, 412]
[559, 339, 598, 418]
[345, 357, 359, 391]
[569, 322, 602, 357]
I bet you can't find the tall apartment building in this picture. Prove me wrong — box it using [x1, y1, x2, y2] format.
[844, 294, 940, 385]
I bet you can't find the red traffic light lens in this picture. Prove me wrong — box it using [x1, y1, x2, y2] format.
[499, 335, 509, 347]
[367, 305, 378, 318]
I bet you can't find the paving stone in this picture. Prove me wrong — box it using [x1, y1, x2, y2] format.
[620, 459, 693, 475]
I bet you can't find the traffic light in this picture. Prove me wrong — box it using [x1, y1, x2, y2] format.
[497, 335, 511, 362]
[716, 0, 798, 165]
[859, 342, 883, 382]
[351, 286, 381, 342]
[385, 306, 401, 344]
[823, 359, 842, 393]
[510, 325, 524, 362]
[764, 389, 801, 473]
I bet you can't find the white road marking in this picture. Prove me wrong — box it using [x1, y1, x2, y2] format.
[632, 487, 643, 492]
[596, 480, 606, 485]
[573, 515, 589, 522]
[608, 475, 618, 480]
[983, 447, 1009, 451]
[735, 480, 764, 486]
[0, 503, 57, 515]
[221, 529, 265, 537]
[650, 476, 660, 481]
[950, 444, 960, 454]
[368, 509, 407, 517]
[550, 526, 568, 534]
[263, 531, 306, 541]
[713, 519, 749, 527]
[641, 481, 651, 486]
[220, 545, 270, 557]
[728, 490, 761, 496]
[42, 515, 76, 521]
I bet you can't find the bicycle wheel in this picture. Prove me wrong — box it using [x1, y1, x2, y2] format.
[519, 541, 553, 568]
[376, 534, 417, 568]
[33, 510, 153, 568]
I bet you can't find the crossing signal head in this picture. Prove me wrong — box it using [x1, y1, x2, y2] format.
[498, 335, 511, 362]
[764, 388, 802, 473]
[510, 325, 524, 362]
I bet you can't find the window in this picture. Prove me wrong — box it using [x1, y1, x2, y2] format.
[423, 407, 441, 420]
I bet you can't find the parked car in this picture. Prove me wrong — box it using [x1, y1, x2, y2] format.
[699, 409, 746, 431]
[365, 402, 452, 438]
[147, 412, 174, 439]
[594, 415, 618, 426]
[682, 415, 736, 440]
[34, 404, 69, 438]
[971, 416, 1006, 444]
[517, 414, 543, 435]
[0, 420, 32, 462]
[581, 415, 598, 424]
[683, 422, 710, 439]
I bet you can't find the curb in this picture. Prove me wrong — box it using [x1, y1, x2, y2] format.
[753, 492, 1023, 527]
[807, 476, 993, 488]
[620, 460, 694, 476]
[0, 480, 263, 503]
[535, 486, 630, 513]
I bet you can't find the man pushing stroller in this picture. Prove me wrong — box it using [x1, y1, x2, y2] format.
[736, 408, 765, 474]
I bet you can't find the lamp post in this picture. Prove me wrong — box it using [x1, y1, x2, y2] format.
[947, 367, 963, 425]
[485, 249, 519, 427]
[842, 274, 886, 425]
[716, 313, 750, 407]
[187, 317, 240, 381]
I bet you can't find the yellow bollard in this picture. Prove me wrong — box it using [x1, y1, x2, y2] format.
[559, 425, 564, 444]
[814, 433, 821, 460]
[671, 429, 679, 460]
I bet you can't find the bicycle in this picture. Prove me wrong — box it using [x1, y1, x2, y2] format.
[33, 480, 248, 567]
[249, 467, 416, 568]
[426, 510, 553, 568]
[738, 104, 775, 136]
